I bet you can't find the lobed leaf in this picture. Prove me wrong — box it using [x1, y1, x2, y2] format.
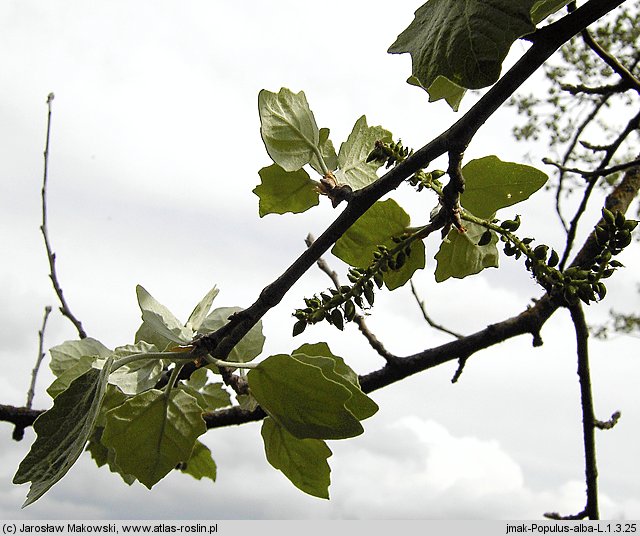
[49, 337, 111, 378]
[310, 127, 338, 175]
[434, 221, 499, 282]
[136, 285, 193, 345]
[14, 356, 115, 507]
[389, 0, 537, 105]
[185, 286, 219, 332]
[180, 369, 231, 412]
[261, 417, 331, 499]
[334, 115, 392, 190]
[101, 389, 206, 489]
[180, 440, 217, 483]
[258, 88, 320, 172]
[107, 341, 164, 396]
[247, 354, 364, 440]
[408, 75, 467, 111]
[253, 164, 319, 217]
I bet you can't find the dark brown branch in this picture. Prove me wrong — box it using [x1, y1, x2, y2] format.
[560, 81, 631, 95]
[544, 157, 640, 179]
[559, 110, 640, 270]
[195, 0, 626, 363]
[26, 306, 52, 410]
[41, 93, 87, 339]
[568, 2, 640, 93]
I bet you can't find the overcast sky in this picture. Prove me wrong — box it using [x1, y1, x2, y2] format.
[1, 0, 639, 520]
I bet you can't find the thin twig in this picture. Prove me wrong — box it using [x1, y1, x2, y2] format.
[305, 234, 399, 363]
[26, 306, 52, 409]
[544, 157, 640, 179]
[41, 93, 87, 339]
[409, 279, 463, 339]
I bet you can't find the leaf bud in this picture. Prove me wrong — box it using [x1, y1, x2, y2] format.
[344, 300, 356, 321]
[331, 309, 344, 331]
[500, 215, 521, 232]
[602, 207, 615, 226]
[614, 210, 626, 229]
[623, 219, 638, 232]
[373, 271, 384, 289]
[364, 285, 375, 306]
[595, 226, 610, 246]
[534, 244, 549, 260]
[293, 320, 307, 337]
[547, 249, 559, 267]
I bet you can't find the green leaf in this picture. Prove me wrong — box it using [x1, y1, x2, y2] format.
[49, 337, 111, 378]
[334, 115, 392, 190]
[332, 199, 425, 290]
[185, 286, 219, 332]
[258, 88, 320, 172]
[14, 356, 115, 507]
[434, 221, 499, 282]
[47, 354, 96, 398]
[198, 306, 265, 363]
[107, 342, 164, 396]
[247, 354, 364, 440]
[291, 350, 378, 421]
[292, 342, 358, 386]
[86, 428, 136, 485]
[389, 0, 536, 91]
[253, 164, 319, 217]
[461, 156, 548, 219]
[180, 441, 217, 483]
[181, 369, 231, 412]
[136, 285, 193, 345]
[409, 75, 467, 111]
[530, 0, 572, 24]
[102, 389, 206, 489]
[261, 417, 331, 499]
[310, 128, 338, 175]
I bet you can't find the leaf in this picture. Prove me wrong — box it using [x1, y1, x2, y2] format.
[310, 128, 338, 175]
[258, 88, 320, 172]
[86, 428, 136, 485]
[461, 156, 548, 219]
[434, 221, 499, 282]
[334, 115, 392, 190]
[530, 0, 572, 24]
[180, 441, 217, 483]
[331, 199, 425, 290]
[136, 285, 193, 345]
[291, 348, 378, 421]
[185, 286, 219, 332]
[253, 164, 319, 217]
[181, 369, 231, 412]
[389, 0, 537, 91]
[13, 356, 115, 507]
[49, 337, 111, 378]
[408, 75, 467, 111]
[247, 354, 364, 440]
[198, 306, 265, 363]
[107, 342, 164, 396]
[47, 354, 96, 398]
[101, 389, 206, 489]
[261, 417, 331, 499]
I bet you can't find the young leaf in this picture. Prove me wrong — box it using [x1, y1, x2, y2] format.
[408, 75, 467, 111]
[49, 337, 111, 378]
[101, 389, 206, 489]
[47, 354, 96, 398]
[461, 156, 548, 219]
[261, 417, 332, 499]
[310, 128, 338, 175]
[258, 88, 320, 172]
[389, 1, 536, 94]
[180, 440, 217, 483]
[107, 342, 164, 396]
[198, 306, 265, 363]
[334, 115, 392, 190]
[434, 221, 499, 282]
[136, 285, 193, 345]
[13, 356, 115, 507]
[291, 351, 378, 421]
[185, 286, 219, 332]
[331, 199, 425, 290]
[247, 354, 364, 440]
[253, 164, 319, 217]
[180, 369, 231, 412]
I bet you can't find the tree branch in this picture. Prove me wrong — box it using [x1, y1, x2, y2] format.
[41, 93, 87, 339]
